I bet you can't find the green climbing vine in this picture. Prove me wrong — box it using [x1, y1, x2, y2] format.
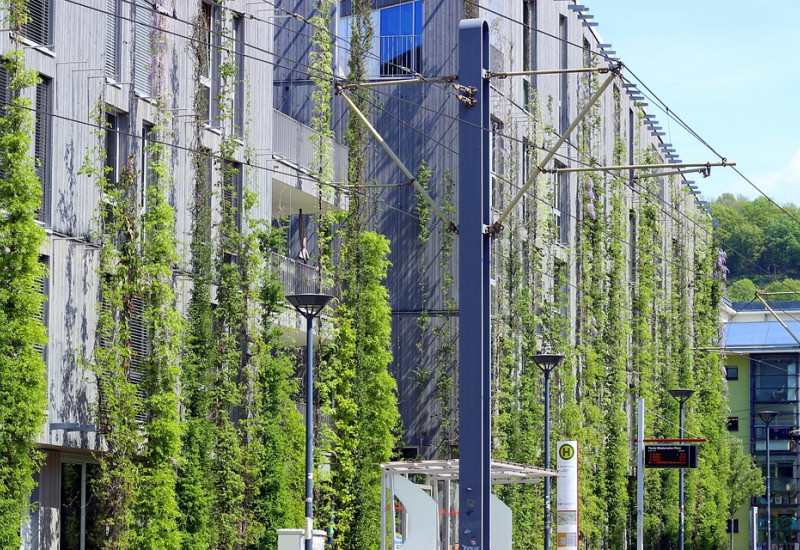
[176, 8, 217, 548]
[0, 0, 48, 543]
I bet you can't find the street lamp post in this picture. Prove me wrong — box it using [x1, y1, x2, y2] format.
[532, 353, 565, 550]
[759, 411, 779, 550]
[669, 388, 695, 550]
[287, 293, 333, 550]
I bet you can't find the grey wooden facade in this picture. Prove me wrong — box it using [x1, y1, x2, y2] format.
[274, 0, 710, 459]
[8, 0, 712, 545]
[5, 0, 340, 546]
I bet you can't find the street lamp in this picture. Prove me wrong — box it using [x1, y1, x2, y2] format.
[669, 388, 695, 550]
[759, 410, 779, 550]
[532, 353, 565, 550]
[287, 293, 333, 550]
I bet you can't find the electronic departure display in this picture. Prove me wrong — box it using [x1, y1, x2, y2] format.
[644, 445, 698, 468]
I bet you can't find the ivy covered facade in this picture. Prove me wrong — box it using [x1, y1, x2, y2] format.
[3, 0, 745, 550]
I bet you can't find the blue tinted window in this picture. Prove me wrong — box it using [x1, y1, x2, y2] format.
[380, 2, 415, 36]
[379, 1, 422, 76]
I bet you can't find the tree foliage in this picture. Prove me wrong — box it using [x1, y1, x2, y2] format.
[712, 194, 800, 284]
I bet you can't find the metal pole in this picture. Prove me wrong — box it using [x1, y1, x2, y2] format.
[497, 70, 617, 227]
[338, 90, 455, 232]
[679, 401, 685, 550]
[637, 398, 644, 550]
[458, 17, 491, 550]
[381, 471, 387, 550]
[544, 368, 552, 550]
[305, 315, 315, 550]
[766, 430, 772, 550]
[549, 160, 735, 174]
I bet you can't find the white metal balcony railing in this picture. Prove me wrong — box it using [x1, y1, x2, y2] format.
[376, 35, 421, 77]
[272, 109, 348, 184]
[269, 252, 328, 296]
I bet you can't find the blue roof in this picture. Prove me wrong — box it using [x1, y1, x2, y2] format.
[724, 321, 800, 350]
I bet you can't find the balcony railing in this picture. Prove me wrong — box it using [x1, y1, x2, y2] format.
[377, 35, 421, 77]
[269, 252, 332, 296]
[272, 109, 348, 184]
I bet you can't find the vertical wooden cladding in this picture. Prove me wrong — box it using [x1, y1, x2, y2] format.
[44, 239, 101, 449]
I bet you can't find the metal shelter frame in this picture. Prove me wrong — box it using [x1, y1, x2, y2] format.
[380, 460, 557, 550]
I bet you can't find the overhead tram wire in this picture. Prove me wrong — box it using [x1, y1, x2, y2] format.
[58, 0, 463, 215]
[59, 0, 798, 295]
[51, 4, 789, 368]
[458, 0, 800, 231]
[63, 0, 457, 100]
[264, 0, 800, 363]
[15, 98, 424, 224]
[63, 0, 474, 161]
[45, 0, 730, 266]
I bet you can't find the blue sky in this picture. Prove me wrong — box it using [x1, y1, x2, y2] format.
[585, 1, 800, 206]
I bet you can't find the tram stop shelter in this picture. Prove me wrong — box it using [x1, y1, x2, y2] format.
[380, 459, 557, 550]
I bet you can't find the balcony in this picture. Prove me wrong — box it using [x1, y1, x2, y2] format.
[271, 110, 348, 216]
[269, 252, 326, 296]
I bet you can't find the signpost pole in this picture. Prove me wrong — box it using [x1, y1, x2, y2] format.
[556, 441, 579, 550]
[637, 399, 644, 550]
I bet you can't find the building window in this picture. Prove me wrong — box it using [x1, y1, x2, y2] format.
[338, 0, 422, 78]
[233, 14, 245, 136]
[224, 161, 243, 232]
[222, 162, 242, 264]
[522, 0, 537, 105]
[60, 461, 101, 549]
[201, 1, 222, 125]
[105, 111, 124, 186]
[613, 85, 621, 162]
[628, 210, 636, 284]
[725, 366, 739, 380]
[727, 416, 739, 431]
[34, 76, 51, 224]
[553, 161, 568, 244]
[105, 0, 121, 80]
[752, 354, 798, 403]
[133, 0, 152, 97]
[21, 0, 52, 47]
[558, 15, 568, 133]
[726, 519, 739, 534]
[554, 259, 569, 321]
[140, 123, 155, 215]
[582, 37, 591, 68]
[628, 108, 635, 185]
[34, 255, 49, 359]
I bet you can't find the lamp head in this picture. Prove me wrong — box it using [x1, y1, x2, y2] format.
[286, 293, 333, 320]
[758, 410, 779, 425]
[668, 388, 695, 402]
[531, 353, 565, 371]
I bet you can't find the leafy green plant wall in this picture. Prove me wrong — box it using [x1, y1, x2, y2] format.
[0, 0, 48, 544]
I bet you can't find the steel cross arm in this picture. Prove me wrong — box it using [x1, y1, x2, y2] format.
[486, 66, 611, 79]
[633, 167, 708, 181]
[756, 292, 800, 346]
[549, 160, 735, 174]
[337, 89, 458, 233]
[495, 69, 618, 231]
[341, 75, 457, 89]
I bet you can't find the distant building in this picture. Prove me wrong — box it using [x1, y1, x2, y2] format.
[723, 299, 800, 550]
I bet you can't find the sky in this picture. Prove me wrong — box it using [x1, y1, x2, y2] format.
[584, 1, 800, 206]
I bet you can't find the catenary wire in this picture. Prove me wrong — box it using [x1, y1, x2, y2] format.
[37, 0, 800, 302]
